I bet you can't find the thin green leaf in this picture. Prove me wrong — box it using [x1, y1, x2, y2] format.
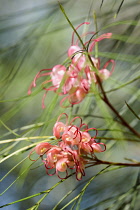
[114, 0, 125, 18]
[75, 166, 110, 210]
[125, 101, 140, 120]
[0, 156, 28, 182]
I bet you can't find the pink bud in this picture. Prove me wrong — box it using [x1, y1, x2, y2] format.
[56, 158, 68, 172]
[68, 46, 87, 70]
[51, 65, 66, 87]
[81, 132, 91, 143]
[47, 147, 62, 165]
[35, 142, 52, 155]
[62, 130, 75, 145]
[68, 45, 81, 58]
[69, 88, 87, 104]
[99, 69, 111, 80]
[91, 143, 105, 153]
[53, 122, 66, 139]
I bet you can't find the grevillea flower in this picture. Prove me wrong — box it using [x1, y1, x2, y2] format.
[29, 113, 106, 180]
[28, 22, 115, 108]
[35, 142, 52, 155]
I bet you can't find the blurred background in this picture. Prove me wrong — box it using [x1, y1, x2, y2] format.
[0, 0, 140, 209]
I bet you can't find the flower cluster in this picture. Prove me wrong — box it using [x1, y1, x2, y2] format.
[28, 22, 115, 108]
[30, 113, 106, 180]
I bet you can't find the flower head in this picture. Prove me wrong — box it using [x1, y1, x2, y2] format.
[28, 22, 115, 108]
[30, 113, 106, 180]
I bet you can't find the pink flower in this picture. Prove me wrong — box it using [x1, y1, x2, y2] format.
[68, 45, 86, 70]
[62, 126, 81, 145]
[30, 113, 106, 180]
[46, 146, 62, 167]
[53, 122, 67, 139]
[81, 131, 91, 143]
[51, 65, 66, 88]
[91, 142, 106, 153]
[28, 22, 115, 108]
[68, 87, 88, 104]
[56, 158, 68, 172]
[35, 142, 52, 155]
[53, 113, 68, 138]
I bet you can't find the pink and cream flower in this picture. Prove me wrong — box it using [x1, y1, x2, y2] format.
[28, 22, 115, 108]
[29, 113, 106, 180]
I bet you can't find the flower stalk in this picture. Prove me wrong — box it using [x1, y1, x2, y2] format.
[97, 159, 140, 167]
[96, 75, 140, 138]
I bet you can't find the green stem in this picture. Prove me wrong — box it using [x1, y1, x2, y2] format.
[59, 2, 98, 74]
[93, 11, 98, 58]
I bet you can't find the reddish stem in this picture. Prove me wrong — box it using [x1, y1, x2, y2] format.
[96, 75, 140, 138]
[97, 158, 140, 167]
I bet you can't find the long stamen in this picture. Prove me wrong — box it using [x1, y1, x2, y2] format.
[96, 142, 106, 152]
[33, 69, 52, 87]
[56, 169, 68, 179]
[84, 127, 98, 138]
[60, 95, 72, 108]
[28, 82, 34, 95]
[75, 31, 95, 46]
[103, 59, 115, 73]
[80, 123, 88, 130]
[43, 87, 58, 91]
[42, 79, 52, 86]
[70, 116, 83, 128]
[68, 125, 80, 139]
[88, 33, 112, 52]
[28, 148, 36, 161]
[42, 91, 48, 109]
[56, 113, 69, 125]
[71, 22, 90, 45]
[37, 73, 51, 78]
[46, 168, 56, 176]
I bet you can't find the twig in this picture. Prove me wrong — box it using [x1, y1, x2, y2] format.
[96, 75, 140, 138]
